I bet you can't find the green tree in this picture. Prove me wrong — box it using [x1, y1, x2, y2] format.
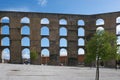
[30, 50, 38, 64]
[85, 31, 117, 80]
[117, 46, 120, 60]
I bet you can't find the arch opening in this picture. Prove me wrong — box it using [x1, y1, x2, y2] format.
[78, 48, 85, 55]
[116, 17, 120, 23]
[78, 28, 85, 36]
[1, 25, 10, 35]
[60, 38, 67, 47]
[21, 17, 30, 24]
[22, 48, 30, 59]
[41, 49, 50, 57]
[22, 48, 30, 64]
[117, 46, 120, 54]
[0, 17, 10, 23]
[1, 48, 10, 63]
[59, 27, 67, 36]
[1, 37, 10, 46]
[96, 19, 104, 25]
[41, 38, 49, 47]
[60, 48, 67, 56]
[116, 25, 120, 35]
[41, 18, 49, 24]
[41, 26, 49, 36]
[41, 49, 50, 64]
[78, 20, 85, 26]
[59, 19, 67, 25]
[78, 38, 85, 46]
[21, 37, 30, 46]
[117, 36, 120, 45]
[21, 26, 30, 35]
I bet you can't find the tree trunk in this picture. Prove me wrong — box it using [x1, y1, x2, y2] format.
[95, 56, 99, 80]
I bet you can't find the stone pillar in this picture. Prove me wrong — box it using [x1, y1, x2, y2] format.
[30, 17, 41, 65]
[10, 17, 22, 64]
[49, 17, 59, 65]
[103, 15, 116, 68]
[85, 16, 96, 41]
[0, 48, 2, 63]
[0, 22, 2, 63]
[104, 15, 116, 33]
[67, 17, 78, 66]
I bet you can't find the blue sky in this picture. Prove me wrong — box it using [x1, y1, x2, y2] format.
[0, 0, 120, 14]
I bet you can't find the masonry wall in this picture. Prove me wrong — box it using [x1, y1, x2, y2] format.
[0, 11, 120, 66]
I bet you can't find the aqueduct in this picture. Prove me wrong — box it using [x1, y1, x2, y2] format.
[0, 11, 120, 66]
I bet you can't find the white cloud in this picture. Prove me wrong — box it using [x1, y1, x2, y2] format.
[2, 52, 10, 60]
[22, 53, 30, 59]
[41, 18, 49, 24]
[78, 48, 85, 55]
[38, 0, 47, 7]
[60, 51, 67, 56]
[60, 49, 67, 56]
[96, 19, 104, 25]
[3, 7, 30, 12]
[21, 17, 30, 23]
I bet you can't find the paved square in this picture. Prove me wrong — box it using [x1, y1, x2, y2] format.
[0, 64, 120, 80]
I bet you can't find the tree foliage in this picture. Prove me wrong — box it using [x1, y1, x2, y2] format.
[116, 46, 120, 61]
[30, 50, 38, 61]
[85, 31, 117, 63]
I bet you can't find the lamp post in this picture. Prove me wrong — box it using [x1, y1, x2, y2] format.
[95, 27, 104, 80]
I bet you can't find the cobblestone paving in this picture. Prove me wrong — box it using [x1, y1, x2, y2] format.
[0, 64, 120, 80]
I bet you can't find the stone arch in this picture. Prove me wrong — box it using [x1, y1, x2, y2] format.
[1, 37, 10, 46]
[1, 25, 10, 35]
[60, 38, 67, 47]
[59, 19, 67, 25]
[0, 17, 10, 23]
[116, 25, 120, 35]
[117, 36, 120, 45]
[116, 17, 120, 23]
[20, 17, 30, 24]
[41, 49, 50, 57]
[22, 48, 30, 59]
[21, 25, 30, 35]
[78, 27, 85, 36]
[41, 38, 49, 47]
[78, 38, 85, 46]
[117, 46, 120, 54]
[41, 18, 49, 24]
[60, 48, 67, 56]
[21, 37, 30, 46]
[1, 48, 10, 63]
[96, 27, 104, 35]
[41, 49, 50, 64]
[96, 18, 104, 25]
[41, 26, 49, 36]
[59, 27, 67, 36]
[0, 11, 119, 66]
[78, 19, 85, 26]
[78, 48, 85, 55]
